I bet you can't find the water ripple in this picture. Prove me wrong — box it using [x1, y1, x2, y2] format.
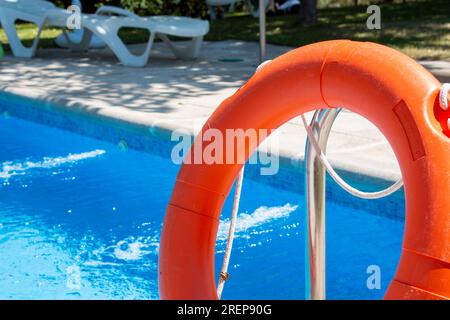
[0, 150, 106, 180]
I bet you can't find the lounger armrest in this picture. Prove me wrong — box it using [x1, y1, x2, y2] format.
[95, 5, 138, 18]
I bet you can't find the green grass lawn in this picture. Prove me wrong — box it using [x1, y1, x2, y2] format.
[207, 0, 450, 60]
[0, 23, 62, 50]
[1, 0, 449, 60]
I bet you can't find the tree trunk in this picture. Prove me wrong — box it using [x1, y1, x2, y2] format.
[299, 0, 317, 25]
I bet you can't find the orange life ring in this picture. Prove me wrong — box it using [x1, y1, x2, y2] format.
[159, 40, 450, 300]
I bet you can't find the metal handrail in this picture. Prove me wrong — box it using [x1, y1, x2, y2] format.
[305, 108, 342, 300]
[304, 107, 407, 299]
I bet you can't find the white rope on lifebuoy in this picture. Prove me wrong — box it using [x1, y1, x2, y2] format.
[439, 83, 450, 111]
[217, 166, 245, 299]
[439, 83, 450, 131]
[256, 59, 272, 72]
[300, 114, 404, 199]
[217, 61, 271, 299]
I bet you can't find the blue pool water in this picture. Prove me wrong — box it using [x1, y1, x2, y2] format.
[0, 115, 404, 299]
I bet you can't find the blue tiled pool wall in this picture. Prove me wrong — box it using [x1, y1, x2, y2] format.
[246, 161, 405, 220]
[0, 92, 405, 219]
[0, 92, 174, 157]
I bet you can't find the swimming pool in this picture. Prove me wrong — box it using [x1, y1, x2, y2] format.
[0, 114, 404, 299]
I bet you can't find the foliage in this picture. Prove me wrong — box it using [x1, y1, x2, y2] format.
[49, 0, 207, 17]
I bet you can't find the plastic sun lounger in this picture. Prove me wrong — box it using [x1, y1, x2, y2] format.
[55, 0, 107, 50]
[49, 6, 210, 67]
[0, 0, 56, 58]
[0, 0, 210, 67]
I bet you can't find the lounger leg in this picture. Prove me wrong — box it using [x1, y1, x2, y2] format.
[0, 15, 44, 58]
[62, 28, 92, 52]
[158, 34, 204, 60]
[79, 29, 93, 51]
[97, 29, 155, 67]
[185, 36, 204, 59]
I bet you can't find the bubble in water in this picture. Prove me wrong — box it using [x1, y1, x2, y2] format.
[114, 241, 146, 261]
[66, 265, 82, 290]
[118, 140, 129, 151]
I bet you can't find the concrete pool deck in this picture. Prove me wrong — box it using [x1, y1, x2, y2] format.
[1, 40, 448, 189]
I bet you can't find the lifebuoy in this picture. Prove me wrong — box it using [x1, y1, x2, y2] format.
[159, 40, 450, 300]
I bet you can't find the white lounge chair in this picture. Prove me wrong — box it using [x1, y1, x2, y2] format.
[0, 0, 55, 59]
[0, 0, 210, 67]
[55, 0, 106, 49]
